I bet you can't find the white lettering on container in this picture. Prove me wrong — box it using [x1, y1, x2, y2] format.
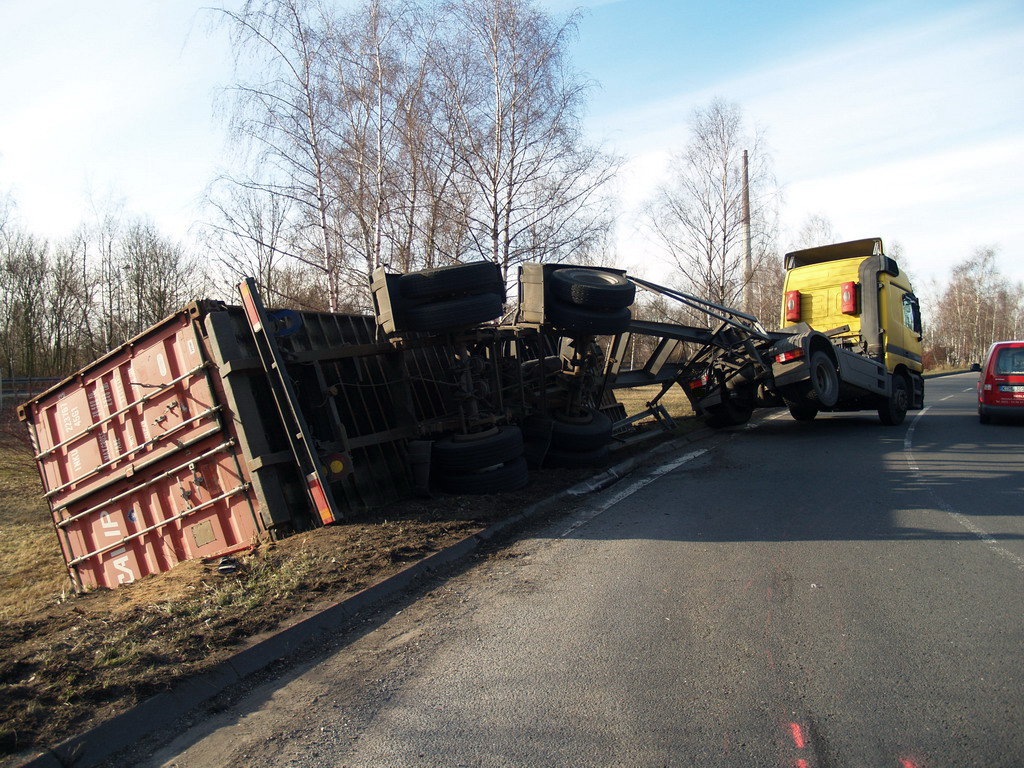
[109, 548, 135, 585]
[99, 511, 121, 539]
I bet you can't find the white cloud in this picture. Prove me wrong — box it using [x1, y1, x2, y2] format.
[591, 2, 1024, 286]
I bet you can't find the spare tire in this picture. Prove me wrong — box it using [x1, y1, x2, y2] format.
[549, 268, 635, 309]
[545, 299, 631, 337]
[400, 261, 503, 301]
[404, 292, 503, 331]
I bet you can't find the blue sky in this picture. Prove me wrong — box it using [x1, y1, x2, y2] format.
[1, 0, 1021, 291]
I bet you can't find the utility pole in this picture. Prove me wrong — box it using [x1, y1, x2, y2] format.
[741, 149, 753, 314]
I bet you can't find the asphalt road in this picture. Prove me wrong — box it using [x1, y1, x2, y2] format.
[142, 373, 1024, 768]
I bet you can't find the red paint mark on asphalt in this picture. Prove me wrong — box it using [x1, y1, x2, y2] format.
[796, 760, 809, 768]
[900, 759, 920, 768]
[789, 722, 806, 749]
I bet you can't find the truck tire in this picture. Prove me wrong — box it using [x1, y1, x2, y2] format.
[807, 351, 840, 408]
[525, 407, 612, 451]
[878, 374, 909, 426]
[431, 426, 524, 473]
[549, 268, 635, 309]
[786, 401, 818, 421]
[543, 444, 610, 468]
[704, 396, 753, 428]
[545, 299, 631, 336]
[434, 456, 529, 495]
[404, 292, 503, 331]
[400, 261, 503, 300]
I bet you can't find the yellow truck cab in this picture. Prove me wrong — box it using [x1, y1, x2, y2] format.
[773, 237, 924, 424]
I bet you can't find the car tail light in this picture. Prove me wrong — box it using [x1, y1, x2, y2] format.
[776, 349, 804, 364]
[841, 281, 859, 314]
[785, 291, 801, 322]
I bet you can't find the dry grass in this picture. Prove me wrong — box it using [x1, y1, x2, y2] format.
[0, 439, 69, 622]
[614, 383, 694, 422]
[0, 398, 692, 756]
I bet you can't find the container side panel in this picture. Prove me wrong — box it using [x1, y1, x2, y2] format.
[25, 312, 264, 590]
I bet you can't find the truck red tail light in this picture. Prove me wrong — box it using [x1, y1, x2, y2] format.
[841, 281, 859, 314]
[785, 290, 801, 322]
[776, 348, 804, 364]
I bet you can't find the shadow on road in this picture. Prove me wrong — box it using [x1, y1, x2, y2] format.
[560, 405, 1024, 545]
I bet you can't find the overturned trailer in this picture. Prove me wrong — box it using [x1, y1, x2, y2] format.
[20, 265, 634, 590]
[23, 240, 919, 591]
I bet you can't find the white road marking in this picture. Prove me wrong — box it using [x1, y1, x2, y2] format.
[941, 395, 954, 401]
[558, 449, 708, 538]
[904, 407, 1024, 572]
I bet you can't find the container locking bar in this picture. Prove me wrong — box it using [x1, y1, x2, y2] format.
[238, 278, 344, 525]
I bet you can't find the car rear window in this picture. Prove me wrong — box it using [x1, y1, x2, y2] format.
[995, 347, 1024, 375]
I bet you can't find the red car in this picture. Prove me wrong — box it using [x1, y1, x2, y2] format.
[978, 341, 1024, 423]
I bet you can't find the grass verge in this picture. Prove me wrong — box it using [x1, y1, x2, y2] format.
[0, 393, 696, 761]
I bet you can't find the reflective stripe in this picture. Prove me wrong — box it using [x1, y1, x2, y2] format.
[886, 343, 922, 363]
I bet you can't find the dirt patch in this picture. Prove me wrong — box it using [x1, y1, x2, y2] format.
[0, 413, 693, 761]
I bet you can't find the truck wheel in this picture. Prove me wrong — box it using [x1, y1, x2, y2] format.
[431, 426, 524, 473]
[549, 268, 635, 309]
[400, 261, 503, 300]
[704, 397, 753, 428]
[435, 456, 529, 495]
[549, 407, 612, 450]
[522, 407, 613, 450]
[786, 401, 818, 421]
[807, 351, 840, 408]
[878, 374, 909, 426]
[543, 444, 610, 468]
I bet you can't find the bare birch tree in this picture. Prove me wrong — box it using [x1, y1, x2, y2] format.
[439, 0, 619, 282]
[930, 247, 1024, 366]
[218, 0, 346, 309]
[646, 98, 778, 311]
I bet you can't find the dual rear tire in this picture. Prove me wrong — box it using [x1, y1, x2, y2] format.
[431, 426, 529, 494]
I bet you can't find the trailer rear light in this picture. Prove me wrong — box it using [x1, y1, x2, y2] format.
[776, 349, 804, 364]
[306, 473, 337, 525]
[688, 375, 709, 390]
[785, 291, 801, 322]
[841, 281, 859, 314]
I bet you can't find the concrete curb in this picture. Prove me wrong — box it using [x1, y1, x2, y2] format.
[16, 426, 711, 768]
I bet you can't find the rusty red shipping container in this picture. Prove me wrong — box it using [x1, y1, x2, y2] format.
[20, 300, 435, 591]
[22, 308, 260, 590]
[20, 271, 595, 591]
